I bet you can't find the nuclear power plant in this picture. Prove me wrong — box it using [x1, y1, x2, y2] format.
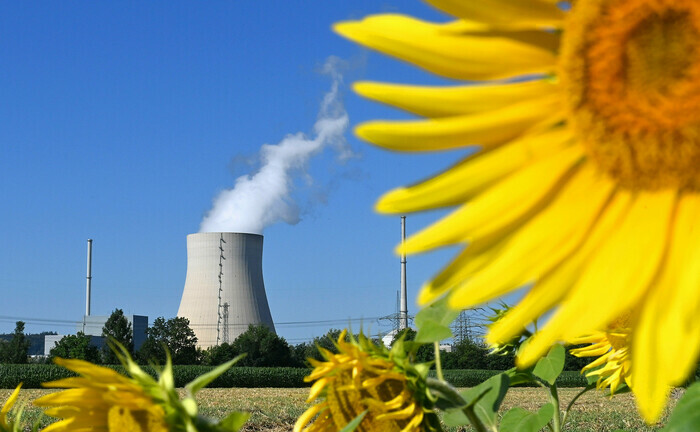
[177, 232, 276, 348]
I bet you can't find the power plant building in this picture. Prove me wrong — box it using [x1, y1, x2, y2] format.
[177, 232, 276, 348]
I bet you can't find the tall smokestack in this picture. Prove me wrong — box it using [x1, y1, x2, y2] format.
[85, 239, 93, 316]
[177, 232, 275, 348]
[400, 217, 408, 330]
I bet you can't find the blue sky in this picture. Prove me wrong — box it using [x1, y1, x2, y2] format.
[0, 2, 499, 344]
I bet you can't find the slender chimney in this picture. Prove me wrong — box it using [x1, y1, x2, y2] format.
[86, 239, 92, 316]
[400, 216, 408, 330]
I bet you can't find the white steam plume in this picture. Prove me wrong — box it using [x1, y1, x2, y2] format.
[199, 57, 350, 234]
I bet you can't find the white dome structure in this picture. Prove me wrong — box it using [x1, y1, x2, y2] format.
[177, 232, 275, 348]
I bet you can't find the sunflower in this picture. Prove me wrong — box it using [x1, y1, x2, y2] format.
[334, 0, 700, 423]
[34, 357, 169, 432]
[570, 316, 633, 396]
[34, 347, 248, 432]
[294, 330, 437, 432]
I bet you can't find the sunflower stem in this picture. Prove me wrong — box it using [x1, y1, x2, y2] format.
[426, 378, 488, 432]
[549, 383, 562, 432]
[463, 406, 489, 432]
[561, 386, 593, 426]
[434, 341, 444, 382]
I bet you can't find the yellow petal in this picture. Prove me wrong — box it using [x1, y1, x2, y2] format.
[400, 410, 424, 432]
[34, 388, 110, 408]
[334, 15, 557, 80]
[306, 378, 329, 403]
[570, 343, 611, 358]
[519, 190, 676, 366]
[425, 0, 565, 29]
[490, 191, 633, 346]
[1, 384, 21, 415]
[51, 358, 129, 384]
[353, 79, 559, 118]
[418, 239, 507, 305]
[377, 127, 573, 213]
[633, 193, 700, 423]
[356, 95, 561, 152]
[374, 403, 416, 421]
[293, 403, 327, 432]
[448, 163, 615, 308]
[401, 145, 584, 254]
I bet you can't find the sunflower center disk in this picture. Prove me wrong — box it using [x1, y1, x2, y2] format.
[562, 0, 700, 190]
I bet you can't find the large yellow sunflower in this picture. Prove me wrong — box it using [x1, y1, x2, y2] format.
[334, 0, 700, 423]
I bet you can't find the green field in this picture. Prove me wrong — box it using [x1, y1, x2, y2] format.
[1, 387, 681, 432]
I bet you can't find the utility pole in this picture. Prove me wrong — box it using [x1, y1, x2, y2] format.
[399, 216, 408, 330]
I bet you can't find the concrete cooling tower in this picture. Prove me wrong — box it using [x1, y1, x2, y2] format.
[177, 232, 275, 348]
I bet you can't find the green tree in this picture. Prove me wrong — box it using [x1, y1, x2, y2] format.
[229, 324, 293, 367]
[202, 342, 237, 366]
[442, 338, 489, 369]
[49, 332, 101, 363]
[0, 321, 31, 364]
[137, 317, 199, 365]
[101, 308, 133, 364]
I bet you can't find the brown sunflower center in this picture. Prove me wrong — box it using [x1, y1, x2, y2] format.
[561, 0, 700, 190]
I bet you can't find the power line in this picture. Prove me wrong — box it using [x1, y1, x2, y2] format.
[0, 315, 80, 325]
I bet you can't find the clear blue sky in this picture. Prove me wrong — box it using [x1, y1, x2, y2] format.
[0, 2, 496, 344]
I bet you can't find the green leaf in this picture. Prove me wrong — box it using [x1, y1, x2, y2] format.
[442, 409, 471, 428]
[338, 410, 367, 432]
[506, 367, 537, 386]
[218, 411, 251, 432]
[414, 296, 459, 343]
[663, 382, 700, 432]
[415, 296, 461, 328]
[458, 373, 510, 429]
[500, 403, 554, 432]
[533, 344, 565, 385]
[415, 320, 453, 343]
[430, 380, 484, 413]
[185, 354, 245, 395]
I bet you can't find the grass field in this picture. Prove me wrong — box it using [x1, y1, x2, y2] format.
[1, 387, 681, 431]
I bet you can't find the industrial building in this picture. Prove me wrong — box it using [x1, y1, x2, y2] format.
[177, 232, 275, 349]
[43, 314, 148, 356]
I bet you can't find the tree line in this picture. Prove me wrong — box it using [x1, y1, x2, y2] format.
[1, 311, 592, 371]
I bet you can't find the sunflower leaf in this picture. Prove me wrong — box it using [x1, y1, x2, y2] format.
[338, 410, 367, 432]
[533, 344, 565, 385]
[457, 372, 510, 429]
[415, 296, 460, 329]
[414, 297, 457, 343]
[662, 382, 700, 432]
[185, 354, 246, 395]
[499, 403, 554, 432]
[506, 367, 536, 386]
[218, 411, 251, 432]
[415, 320, 453, 343]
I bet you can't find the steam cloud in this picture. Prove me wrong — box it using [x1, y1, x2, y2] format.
[199, 57, 351, 234]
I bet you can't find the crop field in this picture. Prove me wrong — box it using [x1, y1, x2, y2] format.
[2, 387, 681, 432]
